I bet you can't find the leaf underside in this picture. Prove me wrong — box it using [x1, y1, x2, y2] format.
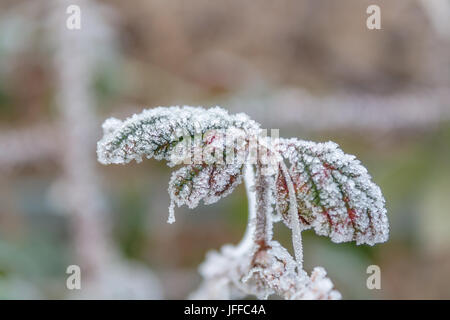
[169, 164, 244, 209]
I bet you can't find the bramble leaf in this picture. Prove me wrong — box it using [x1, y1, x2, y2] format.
[169, 163, 244, 209]
[276, 138, 389, 245]
[97, 106, 259, 166]
[97, 106, 260, 222]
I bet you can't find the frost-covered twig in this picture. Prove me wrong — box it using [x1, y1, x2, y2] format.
[233, 163, 257, 256]
[97, 105, 389, 299]
[190, 239, 341, 300]
[279, 160, 303, 267]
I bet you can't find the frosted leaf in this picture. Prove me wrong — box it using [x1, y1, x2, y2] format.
[97, 106, 260, 166]
[244, 241, 341, 300]
[276, 138, 389, 245]
[168, 163, 243, 210]
[98, 106, 389, 300]
[97, 106, 260, 221]
[191, 240, 341, 300]
[101, 117, 123, 135]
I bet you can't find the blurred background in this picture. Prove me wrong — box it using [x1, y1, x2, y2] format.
[0, 0, 449, 299]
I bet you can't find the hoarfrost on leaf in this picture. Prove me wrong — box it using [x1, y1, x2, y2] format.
[168, 163, 244, 221]
[275, 138, 389, 245]
[97, 106, 260, 166]
[191, 240, 341, 300]
[97, 106, 260, 222]
[97, 105, 389, 300]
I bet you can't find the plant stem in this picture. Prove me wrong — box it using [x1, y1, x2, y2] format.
[280, 161, 303, 268]
[253, 163, 273, 247]
[234, 163, 257, 255]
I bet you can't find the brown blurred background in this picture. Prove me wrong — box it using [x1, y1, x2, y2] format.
[0, 0, 449, 299]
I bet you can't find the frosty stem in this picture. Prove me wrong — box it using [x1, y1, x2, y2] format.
[234, 163, 257, 255]
[235, 161, 274, 255]
[254, 163, 274, 248]
[280, 161, 303, 268]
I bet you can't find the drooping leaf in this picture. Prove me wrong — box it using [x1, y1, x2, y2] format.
[97, 106, 260, 221]
[169, 163, 244, 210]
[276, 138, 389, 245]
[97, 106, 260, 166]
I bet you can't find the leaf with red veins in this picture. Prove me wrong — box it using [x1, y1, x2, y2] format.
[97, 106, 260, 166]
[97, 106, 261, 221]
[276, 165, 315, 227]
[276, 138, 389, 245]
[169, 163, 244, 210]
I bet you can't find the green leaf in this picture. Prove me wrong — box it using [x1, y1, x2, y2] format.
[276, 138, 389, 245]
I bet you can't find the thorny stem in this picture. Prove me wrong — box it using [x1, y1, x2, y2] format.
[279, 161, 303, 268]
